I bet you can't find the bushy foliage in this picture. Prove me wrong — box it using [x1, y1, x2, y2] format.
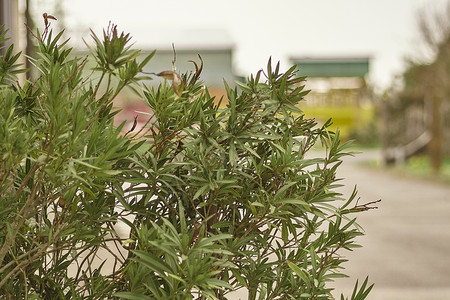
[0, 23, 374, 299]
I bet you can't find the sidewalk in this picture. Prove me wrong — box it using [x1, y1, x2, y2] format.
[331, 149, 450, 299]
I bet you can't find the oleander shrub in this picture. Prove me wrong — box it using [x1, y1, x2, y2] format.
[0, 22, 375, 299]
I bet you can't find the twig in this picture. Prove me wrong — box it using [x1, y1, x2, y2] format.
[351, 198, 381, 212]
[24, 23, 39, 41]
[172, 43, 176, 72]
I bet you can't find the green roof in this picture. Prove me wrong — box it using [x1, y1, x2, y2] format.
[291, 57, 369, 78]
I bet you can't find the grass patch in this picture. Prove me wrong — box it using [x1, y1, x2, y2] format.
[381, 155, 450, 185]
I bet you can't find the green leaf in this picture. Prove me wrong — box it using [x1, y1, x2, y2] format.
[231, 269, 247, 286]
[287, 261, 310, 285]
[132, 250, 173, 275]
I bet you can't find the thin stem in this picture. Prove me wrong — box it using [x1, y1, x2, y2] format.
[0, 162, 44, 267]
[93, 70, 106, 99]
[0, 243, 49, 290]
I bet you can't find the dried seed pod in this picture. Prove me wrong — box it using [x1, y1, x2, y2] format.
[43, 13, 57, 27]
[188, 54, 203, 80]
[155, 70, 183, 96]
[58, 196, 66, 208]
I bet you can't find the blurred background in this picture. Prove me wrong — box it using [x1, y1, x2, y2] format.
[1, 0, 450, 299]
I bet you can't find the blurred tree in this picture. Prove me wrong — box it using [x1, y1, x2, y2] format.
[384, 1, 450, 171]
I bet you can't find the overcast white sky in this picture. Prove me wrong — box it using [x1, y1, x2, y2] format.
[33, 0, 448, 91]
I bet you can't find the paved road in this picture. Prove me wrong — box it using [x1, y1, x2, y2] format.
[331, 150, 450, 299]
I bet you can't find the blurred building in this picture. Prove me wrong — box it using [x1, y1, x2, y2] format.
[290, 56, 373, 141]
[290, 56, 370, 106]
[141, 28, 236, 88]
[114, 29, 238, 129]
